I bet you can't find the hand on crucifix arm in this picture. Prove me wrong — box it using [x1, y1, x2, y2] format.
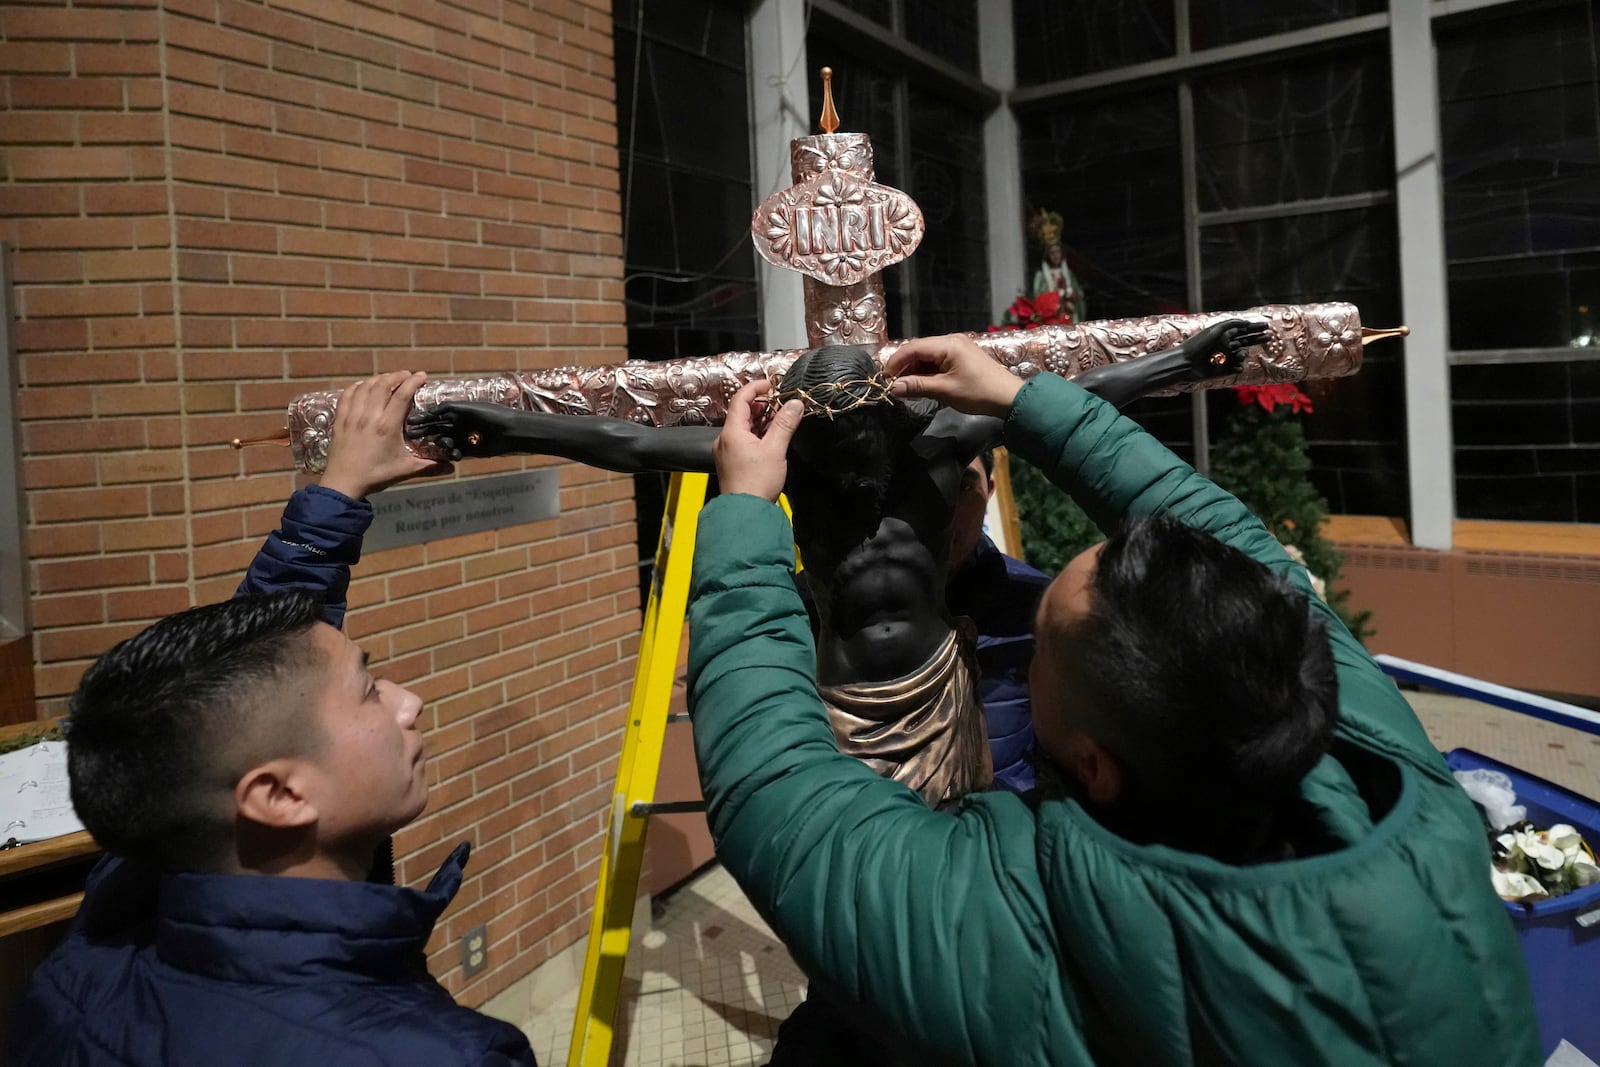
[321, 371, 454, 500]
[888, 319, 1268, 415]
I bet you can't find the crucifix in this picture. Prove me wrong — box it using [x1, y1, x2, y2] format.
[239, 69, 1403, 805]
[241, 68, 1403, 473]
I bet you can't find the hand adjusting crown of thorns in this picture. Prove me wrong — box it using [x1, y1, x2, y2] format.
[771, 373, 899, 420]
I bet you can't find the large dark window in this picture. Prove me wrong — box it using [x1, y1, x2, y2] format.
[1438, 1, 1600, 522]
[1020, 90, 1192, 457]
[1188, 0, 1384, 51]
[1012, 0, 1175, 85]
[1439, 1, 1600, 355]
[1453, 361, 1600, 523]
[807, 26, 991, 338]
[616, 0, 761, 598]
[1193, 50, 1404, 516]
[1020, 43, 1405, 510]
[1201, 206, 1406, 515]
[616, 0, 760, 359]
[908, 88, 990, 334]
[1020, 91, 1186, 321]
[1192, 51, 1392, 212]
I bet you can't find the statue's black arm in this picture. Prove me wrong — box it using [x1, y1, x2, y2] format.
[407, 321, 1267, 474]
[1072, 316, 1271, 409]
[924, 317, 1269, 461]
[407, 404, 719, 474]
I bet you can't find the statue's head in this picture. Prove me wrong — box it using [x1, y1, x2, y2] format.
[1046, 242, 1064, 267]
[775, 345, 933, 568]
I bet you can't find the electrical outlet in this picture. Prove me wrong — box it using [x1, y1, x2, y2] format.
[462, 922, 488, 978]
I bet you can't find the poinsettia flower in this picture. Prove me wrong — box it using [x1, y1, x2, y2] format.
[1034, 290, 1062, 320]
[1234, 382, 1313, 414]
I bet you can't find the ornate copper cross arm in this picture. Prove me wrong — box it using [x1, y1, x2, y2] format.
[247, 68, 1404, 473]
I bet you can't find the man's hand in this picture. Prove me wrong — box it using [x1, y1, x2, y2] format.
[1181, 318, 1271, 381]
[321, 371, 453, 500]
[406, 402, 523, 459]
[713, 380, 804, 502]
[884, 334, 1023, 417]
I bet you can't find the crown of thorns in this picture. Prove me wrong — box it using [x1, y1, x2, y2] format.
[767, 373, 898, 420]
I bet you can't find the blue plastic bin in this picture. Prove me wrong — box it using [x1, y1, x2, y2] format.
[1447, 749, 1600, 1060]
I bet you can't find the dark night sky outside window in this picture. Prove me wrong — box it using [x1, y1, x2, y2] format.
[1438, 1, 1600, 353]
[1193, 50, 1405, 516]
[1020, 90, 1194, 458]
[1438, 1, 1600, 522]
[1201, 207, 1407, 516]
[616, 0, 761, 360]
[1187, 0, 1384, 51]
[1011, 0, 1174, 85]
[616, 0, 761, 602]
[1453, 362, 1600, 523]
[1192, 52, 1392, 212]
[807, 31, 992, 339]
[908, 89, 990, 334]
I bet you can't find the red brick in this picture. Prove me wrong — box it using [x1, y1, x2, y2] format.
[32, 594, 107, 629]
[182, 284, 282, 316]
[166, 14, 274, 65]
[176, 218, 279, 253]
[34, 555, 150, 594]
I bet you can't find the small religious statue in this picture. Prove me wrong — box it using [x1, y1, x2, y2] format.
[1027, 209, 1086, 323]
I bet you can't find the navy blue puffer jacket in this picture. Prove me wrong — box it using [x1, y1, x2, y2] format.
[9, 844, 535, 1066]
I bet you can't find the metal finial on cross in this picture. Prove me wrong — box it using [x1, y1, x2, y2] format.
[819, 66, 840, 134]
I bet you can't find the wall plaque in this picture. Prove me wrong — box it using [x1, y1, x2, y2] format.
[363, 469, 560, 553]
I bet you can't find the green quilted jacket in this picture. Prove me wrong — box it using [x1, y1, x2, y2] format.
[685, 373, 1540, 1067]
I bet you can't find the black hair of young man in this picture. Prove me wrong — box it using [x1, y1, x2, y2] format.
[778, 344, 936, 568]
[1057, 517, 1339, 862]
[66, 590, 325, 871]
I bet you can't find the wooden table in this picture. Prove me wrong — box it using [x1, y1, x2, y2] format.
[0, 719, 99, 938]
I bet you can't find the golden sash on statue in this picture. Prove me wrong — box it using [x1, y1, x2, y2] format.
[820, 622, 993, 810]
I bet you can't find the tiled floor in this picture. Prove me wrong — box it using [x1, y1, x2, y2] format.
[514, 690, 1600, 1067]
[1409, 689, 1600, 799]
[523, 863, 808, 1067]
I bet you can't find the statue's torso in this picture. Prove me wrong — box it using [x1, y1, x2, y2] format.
[803, 411, 980, 688]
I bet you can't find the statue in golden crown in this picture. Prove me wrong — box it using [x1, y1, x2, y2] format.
[1026, 209, 1087, 323]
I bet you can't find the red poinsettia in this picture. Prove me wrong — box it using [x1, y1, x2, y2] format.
[988, 291, 1075, 332]
[1234, 382, 1313, 415]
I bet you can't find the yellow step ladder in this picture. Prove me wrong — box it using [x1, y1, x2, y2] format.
[565, 470, 708, 1067]
[566, 452, 1017, 1064]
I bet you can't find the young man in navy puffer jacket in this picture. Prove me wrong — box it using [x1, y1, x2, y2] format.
[10, 372, 537, 1067]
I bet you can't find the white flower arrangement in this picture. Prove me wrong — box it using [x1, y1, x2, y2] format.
[1491, 824, 1600, 903]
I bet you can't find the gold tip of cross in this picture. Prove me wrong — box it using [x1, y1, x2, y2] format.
[819, 67, 840, 134]
[229, 430, 291, 449]
[1360, 325, 1409, 346]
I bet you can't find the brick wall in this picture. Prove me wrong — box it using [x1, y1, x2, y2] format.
[1, 0, 634, 1005]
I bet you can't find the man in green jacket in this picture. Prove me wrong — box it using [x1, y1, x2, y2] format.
[687, 336, 1540, 1066]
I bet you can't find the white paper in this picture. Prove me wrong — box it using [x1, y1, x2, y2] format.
[0, 741, 86, 844]
[1546, 1040, 1599, 1067]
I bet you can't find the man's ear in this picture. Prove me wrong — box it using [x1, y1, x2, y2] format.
[1062, 733, 1122, 806]
[235, 761, 318, 830]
